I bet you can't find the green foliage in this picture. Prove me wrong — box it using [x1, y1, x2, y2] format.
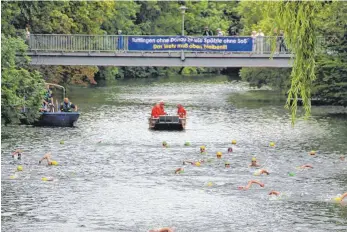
[261, 2, 323, 124]
[1, 35, 45, 124]
[95, 67, 119, 82]
[116, 67, 160, 79]
[314, 2, 347, 106]
[240, 68, 291, 90]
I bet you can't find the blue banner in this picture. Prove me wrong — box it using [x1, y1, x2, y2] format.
[127, 36, 253, 52]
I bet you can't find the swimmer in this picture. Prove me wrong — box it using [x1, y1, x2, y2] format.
[255, 169, 270, 175]
[12, 149, 23, 160]
[340, 156, 345, 161]
[299, 164, 313, 169]
[216, 152, 222, 159]
[39, 152, 57, 166]
[175, 168, 183, 174]
[238, 180, 264, 190]
[200, 146, 206, 153]
[149, 227, 174, 232]
[249, 158, 260, 167]
[341, 192, 347, 201]
[183, 160, 204, 166]
[269, 190, 280, 196]
[225, 161, 231, 168]
[227, 147, 233, 153]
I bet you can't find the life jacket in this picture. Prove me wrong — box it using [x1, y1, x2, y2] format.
[158, 106, 166, 115]
[62, 102, 72, 112]
[177, 107, 186, 118]
[151, 105, 160, 118]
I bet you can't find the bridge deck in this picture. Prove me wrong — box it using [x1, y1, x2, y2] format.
[25, 34, 323, 67]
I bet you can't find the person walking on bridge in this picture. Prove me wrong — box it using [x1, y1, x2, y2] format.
[202, 26, 213, 36]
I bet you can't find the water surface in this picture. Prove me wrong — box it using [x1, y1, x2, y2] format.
[2, 76, 347, 232]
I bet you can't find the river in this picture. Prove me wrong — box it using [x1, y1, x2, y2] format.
[2, 76, 347, 232]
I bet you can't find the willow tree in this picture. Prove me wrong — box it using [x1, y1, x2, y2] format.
[265, 1, 322, 124]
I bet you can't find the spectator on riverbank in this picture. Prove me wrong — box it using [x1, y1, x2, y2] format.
[256, 29, 264, 54]
[202, 26, 213, 36]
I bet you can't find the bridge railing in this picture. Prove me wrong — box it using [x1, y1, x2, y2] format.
[27, 34, 324, 54]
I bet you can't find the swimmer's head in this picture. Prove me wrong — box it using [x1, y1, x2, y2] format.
[340, 156, 345, 161]
[309, 150, 316, 155]
[231, 140, 237, 145]
[227, 147, 233, 153]
[195, 162, 201, 167]
[251, 157, 257, 161]
[50, 160, 58, 166]
[216, 152, 222, 158]
[162, 141, 167, 146]
[225, 161, 230, 168]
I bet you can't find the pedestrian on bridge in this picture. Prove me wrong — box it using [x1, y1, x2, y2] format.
[202, 26, 213, 36]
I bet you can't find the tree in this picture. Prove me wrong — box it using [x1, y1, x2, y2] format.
[314, 2, 347, 106]
[1, 34, 45, 124]
[264, 2, 323, 124]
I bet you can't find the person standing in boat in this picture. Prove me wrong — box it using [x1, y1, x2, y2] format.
[60, 98, 78, 112]
[177, 104, 187, 118]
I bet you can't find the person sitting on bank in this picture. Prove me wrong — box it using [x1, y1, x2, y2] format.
[60, 98, 78, 112]
[177, 104, 187, 118]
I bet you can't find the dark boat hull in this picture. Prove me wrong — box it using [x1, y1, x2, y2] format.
[149, 116, 186, 131]
[21, 112, 80, 127]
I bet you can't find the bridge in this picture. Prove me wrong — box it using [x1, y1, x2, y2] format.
[27, 35, 300, 67]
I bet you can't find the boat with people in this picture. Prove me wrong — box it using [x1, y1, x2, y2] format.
[20, 83, 80, 127]
[148, 101, 187, 130]
[149, 115, 186, 130]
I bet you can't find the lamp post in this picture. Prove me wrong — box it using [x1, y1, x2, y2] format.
[179, 6, 187, 36]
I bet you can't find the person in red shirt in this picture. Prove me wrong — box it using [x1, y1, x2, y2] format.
[151, 103, 160, 118]
[177, 104, 186, 118]
[158, 101, 167, 115]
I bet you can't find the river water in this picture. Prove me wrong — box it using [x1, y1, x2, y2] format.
[2, 76, 347, 232]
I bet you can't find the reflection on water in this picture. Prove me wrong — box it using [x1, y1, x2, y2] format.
[2, 76, 347, 231]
